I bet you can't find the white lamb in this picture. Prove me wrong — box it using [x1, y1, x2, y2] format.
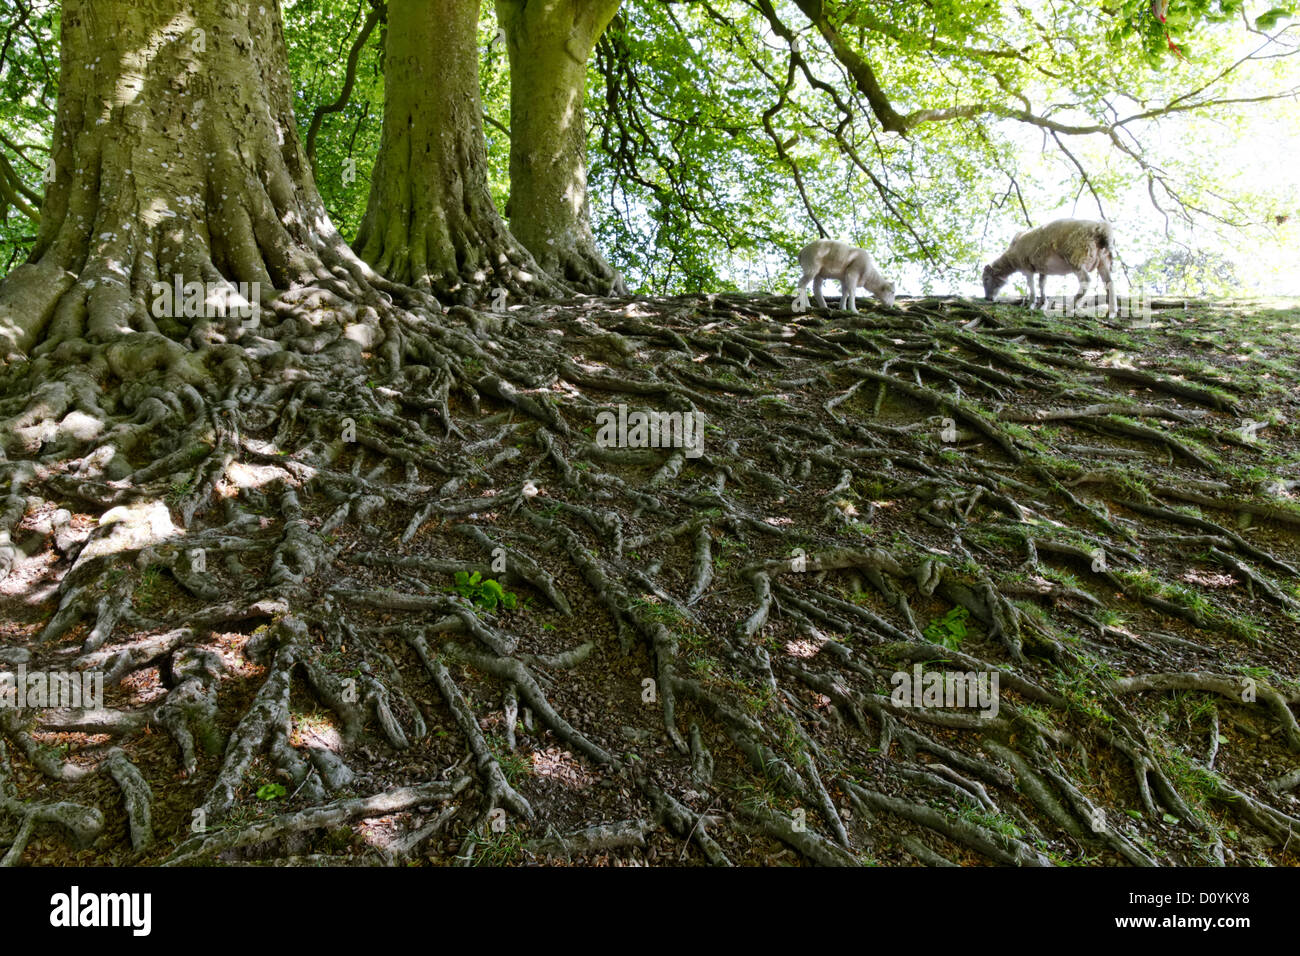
[981, 218, 1116, 317]
[796, 239, 896, 313]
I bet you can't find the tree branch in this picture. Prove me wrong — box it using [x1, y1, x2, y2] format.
[305, 0, 383, 171]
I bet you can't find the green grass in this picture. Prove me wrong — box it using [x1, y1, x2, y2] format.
[712, 536, 743, 570]
[134, 565, 169, 609]
[628, 596, 686, 626]
[955, 805, 1025, 839]
[461, 825, 525, 866]
[1114, 566, 1270, 643]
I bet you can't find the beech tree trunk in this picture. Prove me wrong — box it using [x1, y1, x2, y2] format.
[0, 0, 401, 362]
[353, 0, 553, 301]
[496, 0, 624, 294]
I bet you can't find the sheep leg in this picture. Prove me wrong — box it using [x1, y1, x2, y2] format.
[796, 270, 815, 310]
[1072, 269, 1090, 311]
[812, 276, 827, 310]
[1035, 273, 1047, 310]
[842, 277, 858, 314]
[1098, 260, 1116, 318]
[1021, 272, 1035, 309]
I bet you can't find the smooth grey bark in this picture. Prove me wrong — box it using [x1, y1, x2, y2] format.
[0, 0, 394, 361]
[354, 0, 556, 301]
[496, 0, 624, 294]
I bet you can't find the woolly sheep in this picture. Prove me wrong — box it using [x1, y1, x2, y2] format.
[796, 239, 896, 313]
[981, 218, 1116, 317]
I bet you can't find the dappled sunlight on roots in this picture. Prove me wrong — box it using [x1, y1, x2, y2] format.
[3, 282, 1300, 869]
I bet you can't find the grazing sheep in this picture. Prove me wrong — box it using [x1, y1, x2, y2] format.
[796, 239, 896, 313]
[981, 218, 1116, 316]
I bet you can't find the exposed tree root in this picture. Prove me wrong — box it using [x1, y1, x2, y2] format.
[0, 292, 1297, 867]
[163, 778, 470, 866]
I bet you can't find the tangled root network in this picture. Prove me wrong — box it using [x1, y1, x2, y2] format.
[1, 288, 1299, 867]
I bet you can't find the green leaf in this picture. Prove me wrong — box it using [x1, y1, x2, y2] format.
[1256, 8, 1291, 30]
[257, 783, 287, 800]
[502, 592, 518, 610]
[1161, 812, 1180, 825]
[469, 571, 482, 586]
[454, 570, 469, 587]
[1125, 809, 1143, 820]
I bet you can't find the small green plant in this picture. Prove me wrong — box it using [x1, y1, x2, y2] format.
[713, 536, 742, 570]
[629, 596, 684, 626]
[497, 750, 531, 786]
[135, 565, 167, 609]
[256, 783, 287, 800]
[923, 606, 969, 650]
[956, 806, 1024, 838]
[165, 478, 193, 505]
[450, 570, 518, 612]
[688, 655, 716, 677]
[1098, 608, 1126, 628]
[462, 826, 525, 866]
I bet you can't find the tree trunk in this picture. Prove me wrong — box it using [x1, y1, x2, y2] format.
[496, 0, 625, 294]
[0, 0, 406, 362]
[353, 0, 554, 301]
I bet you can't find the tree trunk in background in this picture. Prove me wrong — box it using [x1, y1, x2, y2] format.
[496, 0, 625, 294]
[354, 0, 554, 301]
[0, 0, 401, 361]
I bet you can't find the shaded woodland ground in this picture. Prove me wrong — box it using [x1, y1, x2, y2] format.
[2, 288, 1298, 867]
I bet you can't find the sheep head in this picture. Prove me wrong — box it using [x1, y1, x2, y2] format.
[981, 264, 1005, 301]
